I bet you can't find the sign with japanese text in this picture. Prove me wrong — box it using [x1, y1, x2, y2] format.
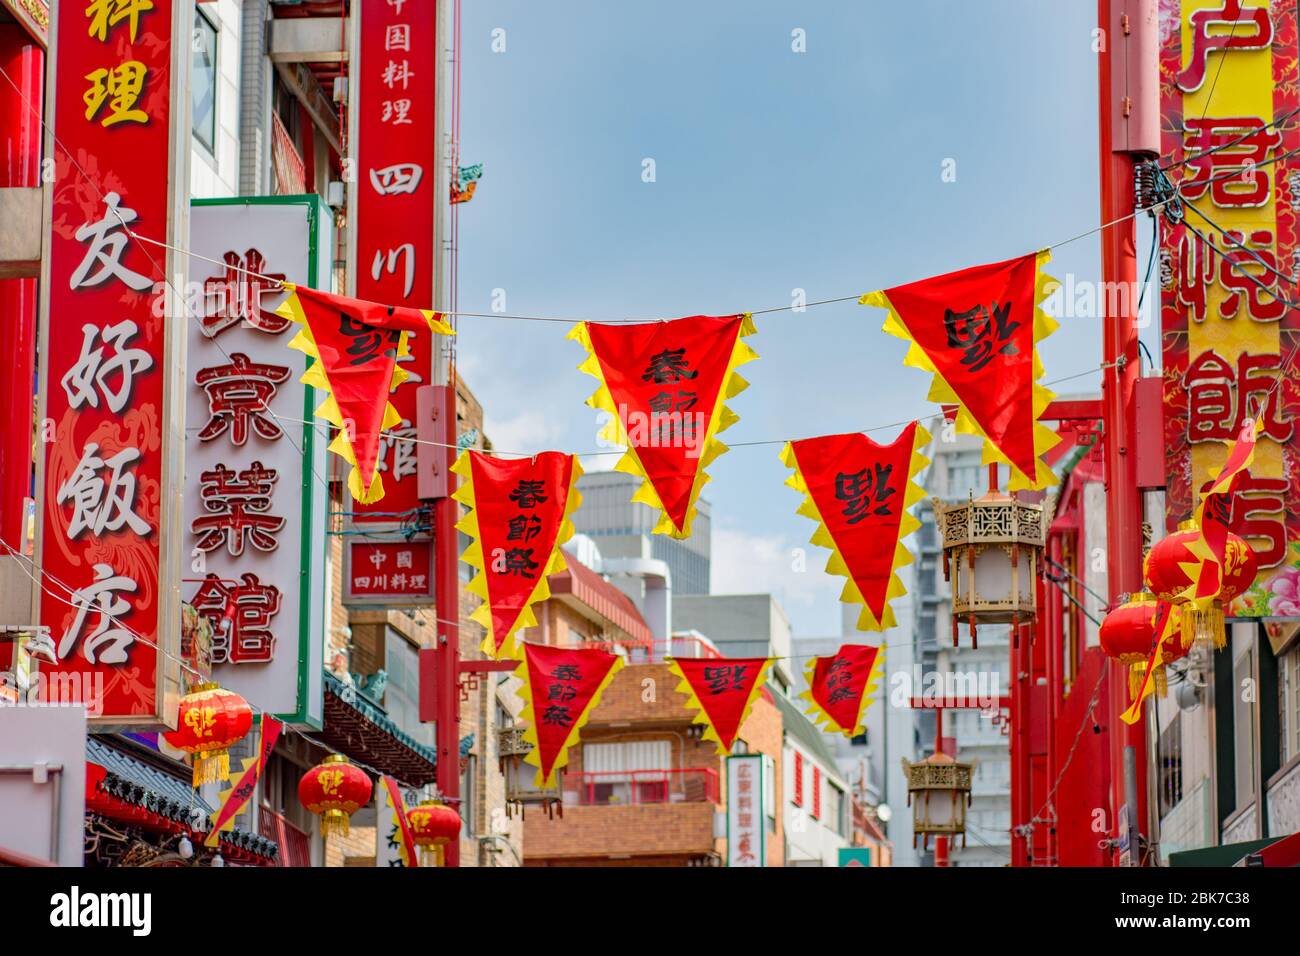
[34, 0, 191, 724]
[348, 0, 440, 526]
[726, 754, 766, 867]
[800, 643, 885, 738]
[1160, 0, 1300, 617]
[344, 540, 435, 605]
[186, 198, 329, 727]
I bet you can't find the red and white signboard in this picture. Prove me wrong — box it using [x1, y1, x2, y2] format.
[726, 755, 767, 867]
[34, 0, 191, 724]
[185, 198, 329, 726]
[344, 540, 436, 605]
[348, 0, 441, 528]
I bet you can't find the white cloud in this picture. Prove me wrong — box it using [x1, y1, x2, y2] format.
[711, 526, 843, 635]
[483, 409, 567, 455]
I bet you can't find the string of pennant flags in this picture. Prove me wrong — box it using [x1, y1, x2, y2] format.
[0, 54, 1284, 795]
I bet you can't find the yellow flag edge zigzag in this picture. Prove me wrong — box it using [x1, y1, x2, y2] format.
[515, 649, 626, 789]
[859, 251, 1061, 491]
[780, 425, 930, 631]
[274, 284, 454, 505]
[452, 452, 585, 660]
[566, 313, 759, 539]
[666, 656, 774, 756]
[798, 644, 886, 739]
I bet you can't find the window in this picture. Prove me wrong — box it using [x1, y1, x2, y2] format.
[580, 740, 672, 805]
[811, 766, 822, 820]
[792, 751, 803, 806]
[191, 8, 217, 154]
[1281, 644, 1300, 764]
[460, 754, 476, 836]
[1158, 711, 1184, 817]
[1233, 644, 1258, 807]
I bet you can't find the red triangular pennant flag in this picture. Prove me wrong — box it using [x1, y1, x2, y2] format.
[453, 451, 583, 658]
[861, 251, 1059, 489]
[275, 284, 453, 503]
[800, 645, 885, 738]
[669, 656, 773, 754]
[516, 643, 624, 787]
[568, 314, 758, 537]
[783, 424, 929, 630]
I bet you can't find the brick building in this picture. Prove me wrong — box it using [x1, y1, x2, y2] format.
[523, 658, 785, 867]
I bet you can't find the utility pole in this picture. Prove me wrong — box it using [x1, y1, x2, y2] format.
[1097, 0, 1159, 866]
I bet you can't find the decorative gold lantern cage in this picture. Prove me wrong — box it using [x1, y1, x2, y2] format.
[498, 725, 563, 818]
[902, 751, 974, 850]
[935, 490, 1045, 648]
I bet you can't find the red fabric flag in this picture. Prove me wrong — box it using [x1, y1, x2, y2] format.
[380, 775, 420, 868]
[568, 314, 758, 537]
[861, 251, 1060, 489]
[1187, 417, 1260, 602]
[274, 284, 453, 503]
[800, 644, 885, 738]
[453, 450, 583, 658]
[669, 656, 774, 754]
[516, 643, 624, 787]
[782, 423, 930, 630]
[205, 716, 282, 848]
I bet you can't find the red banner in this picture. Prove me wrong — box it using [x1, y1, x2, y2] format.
[783, 423, 929, 630]
[35, 0, 188, 721]
[516, 643, 624, 787]
[274, 284, 450, 503]
[569, 314, 758, 537]
[453, 451, 582, 658]
[350, 0, 439, 522]
[862, 252, 1059, 489]
[205, 715, 282, 847]
[669, 656, 773, 754]
[800, 644, 885, 738]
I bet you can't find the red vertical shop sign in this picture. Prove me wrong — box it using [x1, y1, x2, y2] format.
[34, 0, 190, 723]
[349, 0, 439, 525]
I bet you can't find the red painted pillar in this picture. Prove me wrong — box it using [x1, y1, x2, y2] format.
[0, 26, 42, 553]
[1097, 0, 1149, 864]
[433, 380, 461, 866]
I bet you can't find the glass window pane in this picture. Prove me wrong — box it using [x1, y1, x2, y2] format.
[192, 14, 217, 153]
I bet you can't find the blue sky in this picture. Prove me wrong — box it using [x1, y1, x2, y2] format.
[454, 1, 1157, 637]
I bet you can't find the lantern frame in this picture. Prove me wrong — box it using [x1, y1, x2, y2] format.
[498, 726, 563, 817]
[935, 491, 1045, 647]
[902, 752, 973, 850]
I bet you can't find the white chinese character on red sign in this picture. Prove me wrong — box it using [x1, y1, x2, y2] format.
[57, 442, 151, 539]
[381, 98, 413, 125]
[382, 59, 414, 90]
[372, 244, 415, 298]
[369, 163, 424, 196]
[192, 462, 286, 556]
[195, 353, 292, 446]
[377, 419, 417, 481]
[385, 23, 410, 51]
[61, 320, 154, 413]
[69, 192, 153, 292]
[57, 563, 138, 664]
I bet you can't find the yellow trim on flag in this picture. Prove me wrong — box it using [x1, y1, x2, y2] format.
[516, 648, 625, 789]
[797, 644, 886, 739]
[859, 251, 1061, 490]
[666, 656, 774, 756]
[452, 452, 585, 660]
[566, 313, 759, 538]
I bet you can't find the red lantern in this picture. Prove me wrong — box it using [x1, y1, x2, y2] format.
[162, 682, 252, 786]
[1145, 522, 1257, 650]
[1099, 593, 1159, 700]
[1129, 603, 1188, 700]
[407, 800, 461, 866]
[299, 755, 372, 839]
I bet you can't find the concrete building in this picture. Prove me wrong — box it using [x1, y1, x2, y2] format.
[774, 691, 851, 866]
[673, 593, 794, 694]
[573, 471, 711, 597]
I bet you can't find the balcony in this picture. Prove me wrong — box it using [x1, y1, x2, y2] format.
[524, 767, 721, 864]
[567, 768, 719, 807]
[258, 807, 311, 868]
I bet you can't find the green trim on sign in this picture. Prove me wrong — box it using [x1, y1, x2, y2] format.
[191, 194, 330, 729]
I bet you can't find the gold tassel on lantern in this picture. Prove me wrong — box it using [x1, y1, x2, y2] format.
[1129, 661, 1168, 702]
[320, 809, 350, 839]
[192, 750, 230, 787]
[1180, 600, 1226, 651]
